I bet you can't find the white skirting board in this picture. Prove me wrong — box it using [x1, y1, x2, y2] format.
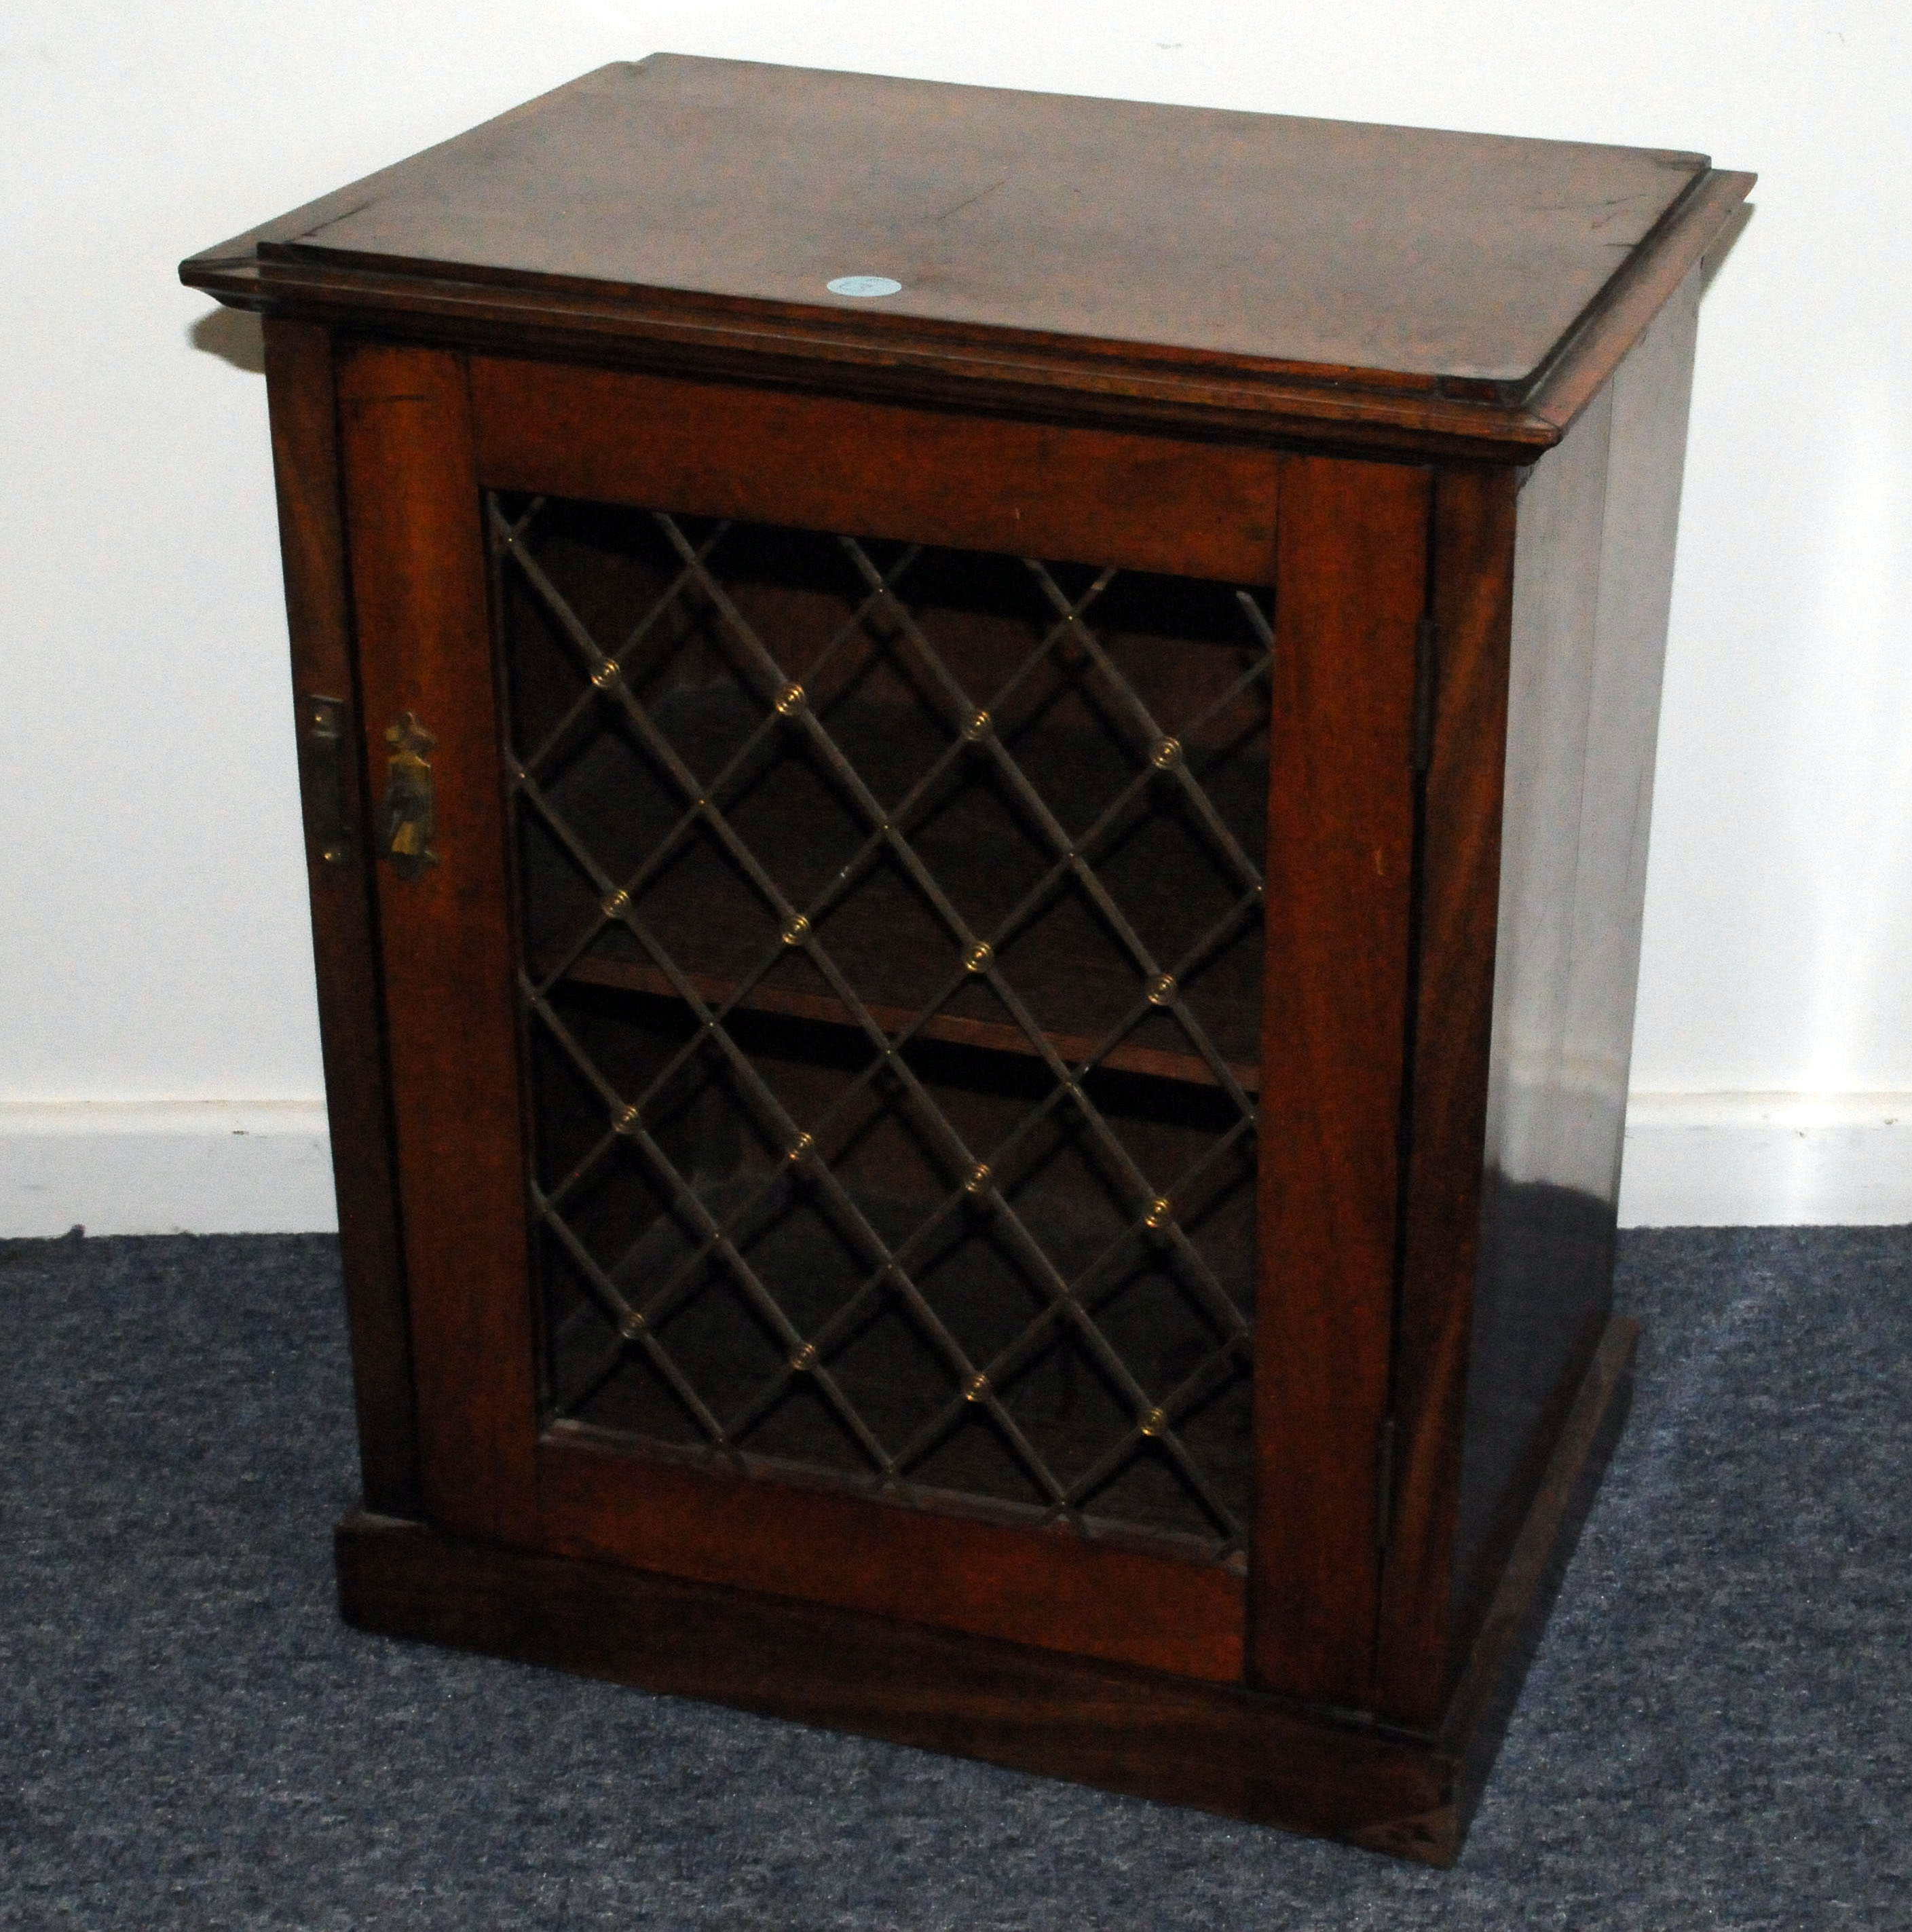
[1616, 1093, 1912, 1228]
[0, 1103, 338, 1237]
[1, 1095, 1907, 1237]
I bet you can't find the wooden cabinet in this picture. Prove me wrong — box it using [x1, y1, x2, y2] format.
[182, 58, 1751, 1863]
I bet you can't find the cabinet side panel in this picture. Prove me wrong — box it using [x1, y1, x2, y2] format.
[1250, 455, 1427, 1707]
[1452, 269, 1700, 1656]
[1372, 464, 1519, 1726]
[262, 319, 420, 1516]
[335, 342, 540, 1546]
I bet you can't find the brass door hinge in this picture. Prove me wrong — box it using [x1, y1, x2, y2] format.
[299, 694, 352, 868]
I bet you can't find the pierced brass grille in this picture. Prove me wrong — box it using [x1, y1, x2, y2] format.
[493, 494, 1272, 1560]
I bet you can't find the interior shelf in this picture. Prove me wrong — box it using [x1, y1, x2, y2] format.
[520, 685, 1268, 1095]
[546, 949, 1261, 1095]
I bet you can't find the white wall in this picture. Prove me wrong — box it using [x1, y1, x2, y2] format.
[4, 1, 1908, 1231]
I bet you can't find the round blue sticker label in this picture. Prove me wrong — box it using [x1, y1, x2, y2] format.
[825, 276, 903, 298]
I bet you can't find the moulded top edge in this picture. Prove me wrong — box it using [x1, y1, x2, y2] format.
[185, 59, 1749, 387]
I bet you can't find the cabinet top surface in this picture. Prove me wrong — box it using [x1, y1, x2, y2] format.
[185, 57, 1752, 449]
[238, 59, 1719, 377]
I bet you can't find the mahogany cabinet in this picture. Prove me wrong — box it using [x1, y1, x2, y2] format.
[181, 57, 1752, 1863]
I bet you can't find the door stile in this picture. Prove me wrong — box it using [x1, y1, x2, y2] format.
[335, 341, 540, 1547]
[1250, 453, 1429, 1707]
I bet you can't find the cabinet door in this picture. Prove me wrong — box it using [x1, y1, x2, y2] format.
[335, 341, 1422, 1697]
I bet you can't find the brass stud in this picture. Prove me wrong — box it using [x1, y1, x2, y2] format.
[619, 1310, 648, 1342]
[963, 1372, 990, 1402]
[592, 659, 622, 690]
[962, 708, 992, 742]
[601, 888, 631, 920]
[1146, 973, 1176, 1006]
[1151, 736, 1182, 771]
[318, 846, 348, 867]
[774, 683, 805, 717]
[790, 1342, 818, 1371]
[781, 914, 811, 947]
[963, 1162, 992, 1198]
[1140, 1406, 1167, 1437]
[614, 1104, 641, 1136]
[787, 1132, 815, 1164]
[1144, 1196, 1174, 1230]
[964, 941, 993, 974]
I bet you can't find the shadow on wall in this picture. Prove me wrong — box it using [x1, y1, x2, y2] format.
[1698, 200, 1755, 296]
[189, 306, 265, 375]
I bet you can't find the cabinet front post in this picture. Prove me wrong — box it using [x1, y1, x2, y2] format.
[263, 318, 422, 1519]
[1372, 463, 1520, 1726]
[1250, 454, 1429, 1708]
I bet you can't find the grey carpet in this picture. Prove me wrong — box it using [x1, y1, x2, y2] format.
[2, 1226, 1907, 1929]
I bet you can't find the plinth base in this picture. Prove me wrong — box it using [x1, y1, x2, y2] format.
[335, 1317, 1635, 1865]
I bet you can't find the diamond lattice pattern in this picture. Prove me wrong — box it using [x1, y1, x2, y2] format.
[494, 495, 1271, 1559]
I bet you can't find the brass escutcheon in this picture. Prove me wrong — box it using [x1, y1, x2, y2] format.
[377, 711, 438, 879]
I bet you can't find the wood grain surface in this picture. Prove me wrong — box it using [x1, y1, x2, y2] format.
[181, 60, 1752, 459]
[540, 1426, 1245, 1682]
[267, 58, 1704, 385]
[1371, 463, 1519, 1725]
[1249, 454, 1427, 1708]
[335, 342, 540, 1547]
[337, 1507, 1460, 1863]
[471, 357, 1280, 585]
[262, 318, 421, 1518]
